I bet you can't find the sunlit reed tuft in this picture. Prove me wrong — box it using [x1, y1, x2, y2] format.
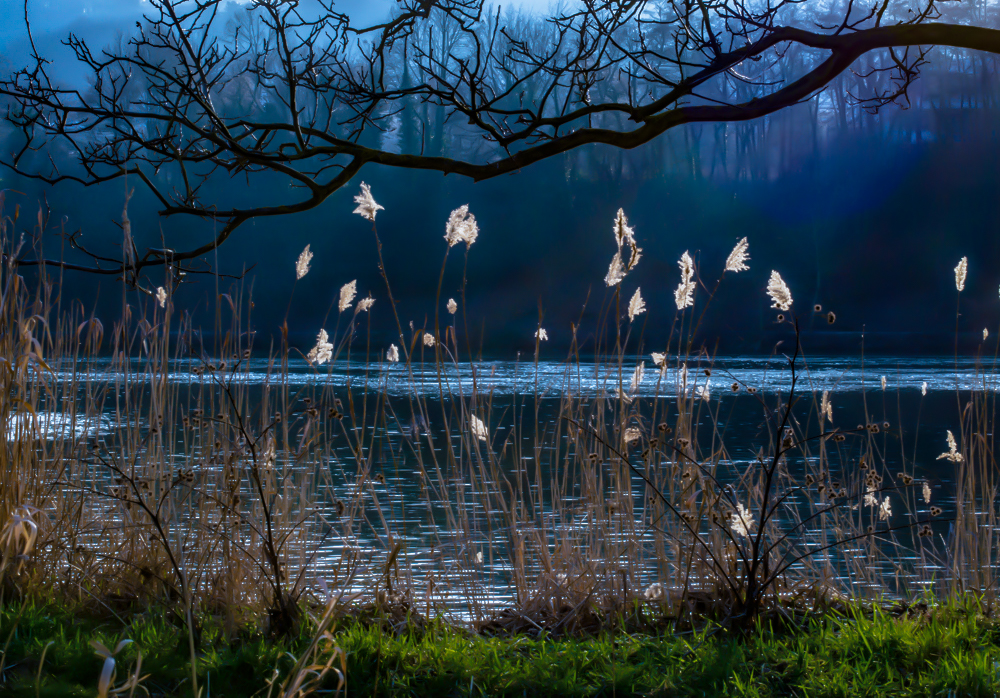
[628, 287, 646, 322]
[955, 256, 968, 291]
[447, 298, 457, 314]
[339, 280, 357, 312]
[307, 329, 333, 365]
[767, 270, 793, 311]
[724, 237, 750, 273]
[295, 244, 313, 279]
[352, 182, 384, 221]
[674, 252, 695, 310]
[444, 205, 479, 248]
[937, 429, 963, 462]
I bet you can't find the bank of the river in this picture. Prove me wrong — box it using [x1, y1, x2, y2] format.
[1, 598, 997, 697]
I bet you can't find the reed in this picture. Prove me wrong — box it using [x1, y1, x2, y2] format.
[0, 194, 989, 693]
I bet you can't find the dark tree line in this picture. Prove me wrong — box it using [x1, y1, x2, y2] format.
[3, 0, 1000, 287]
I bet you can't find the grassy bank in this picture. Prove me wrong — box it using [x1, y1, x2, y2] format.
[2, 598, 999, 697]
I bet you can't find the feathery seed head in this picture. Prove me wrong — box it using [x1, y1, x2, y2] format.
[470, 415, 488, 442]
[156, 287, 167, 308]
[352, 182, 384, 221]
[295, 244, 313, 279]
[307, 329, 333, 366]
[674, 252, 695, 310]
[923, 481, 931, 504]
[628, 287, 646, 322]
[955, 256, 968, 291]
[921, 381, 928, 396]
[605, 251, 626, 287]
[445, 205, 479, 248]
[338, 280, 357, 312]
[644, 582, 665, 601]
[630, 361, 645, 394]
[387, 344, 399, 363]
[423, 332, 436, 347]
[730, 503, 754, 538]
[767, 270, 793, 311]
[356, 296, 375, 313]
[725, 237, 750, 273]
[447, 298, 457, 314]
[535, 327, 549, 341]
[937, 429, 963, 462]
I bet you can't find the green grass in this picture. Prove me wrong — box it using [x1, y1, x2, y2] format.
[2, 599, 999, 697]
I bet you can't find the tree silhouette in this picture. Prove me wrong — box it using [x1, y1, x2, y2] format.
[3, 0, 1000, 281]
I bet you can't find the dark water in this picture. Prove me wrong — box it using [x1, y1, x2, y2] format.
[17, 354, 995, 613]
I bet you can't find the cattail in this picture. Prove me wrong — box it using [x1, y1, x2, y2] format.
[767, 270, 793, 311]
[387, 344, 399, 363]
[295, 244, 313, 279]
[356, 296, 375, 312]
[338, 280, 357, 312]
[628, 287, 646, 322]
[724, 237, 750, 273]
[881, 375, 887, 391]
[730, 503, 754, 538]
[535, 328, 549, 341]
[674, 252, 695, 310]
[447, 298, 458, 314]
[630, 361, 645, 393]
[605, 251, 625, 287]
[423, 332, 436, 347]
[307, 329, 333, 365]
[444, 205, 479, 248]
[955, 256, 967, 291]
[923, 481, 931, 504]
[470, 414, 488, 442]
[156, 287, 167, 308]
[937, 430, 963, 462]
[352, 182, 384, 221]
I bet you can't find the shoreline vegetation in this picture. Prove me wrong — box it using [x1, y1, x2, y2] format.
[1, 190, 998, 696]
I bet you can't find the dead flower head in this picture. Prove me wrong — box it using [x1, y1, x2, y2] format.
[955, 256, 968, 292]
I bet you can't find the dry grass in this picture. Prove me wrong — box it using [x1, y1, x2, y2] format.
[0, 198, 992, 676]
